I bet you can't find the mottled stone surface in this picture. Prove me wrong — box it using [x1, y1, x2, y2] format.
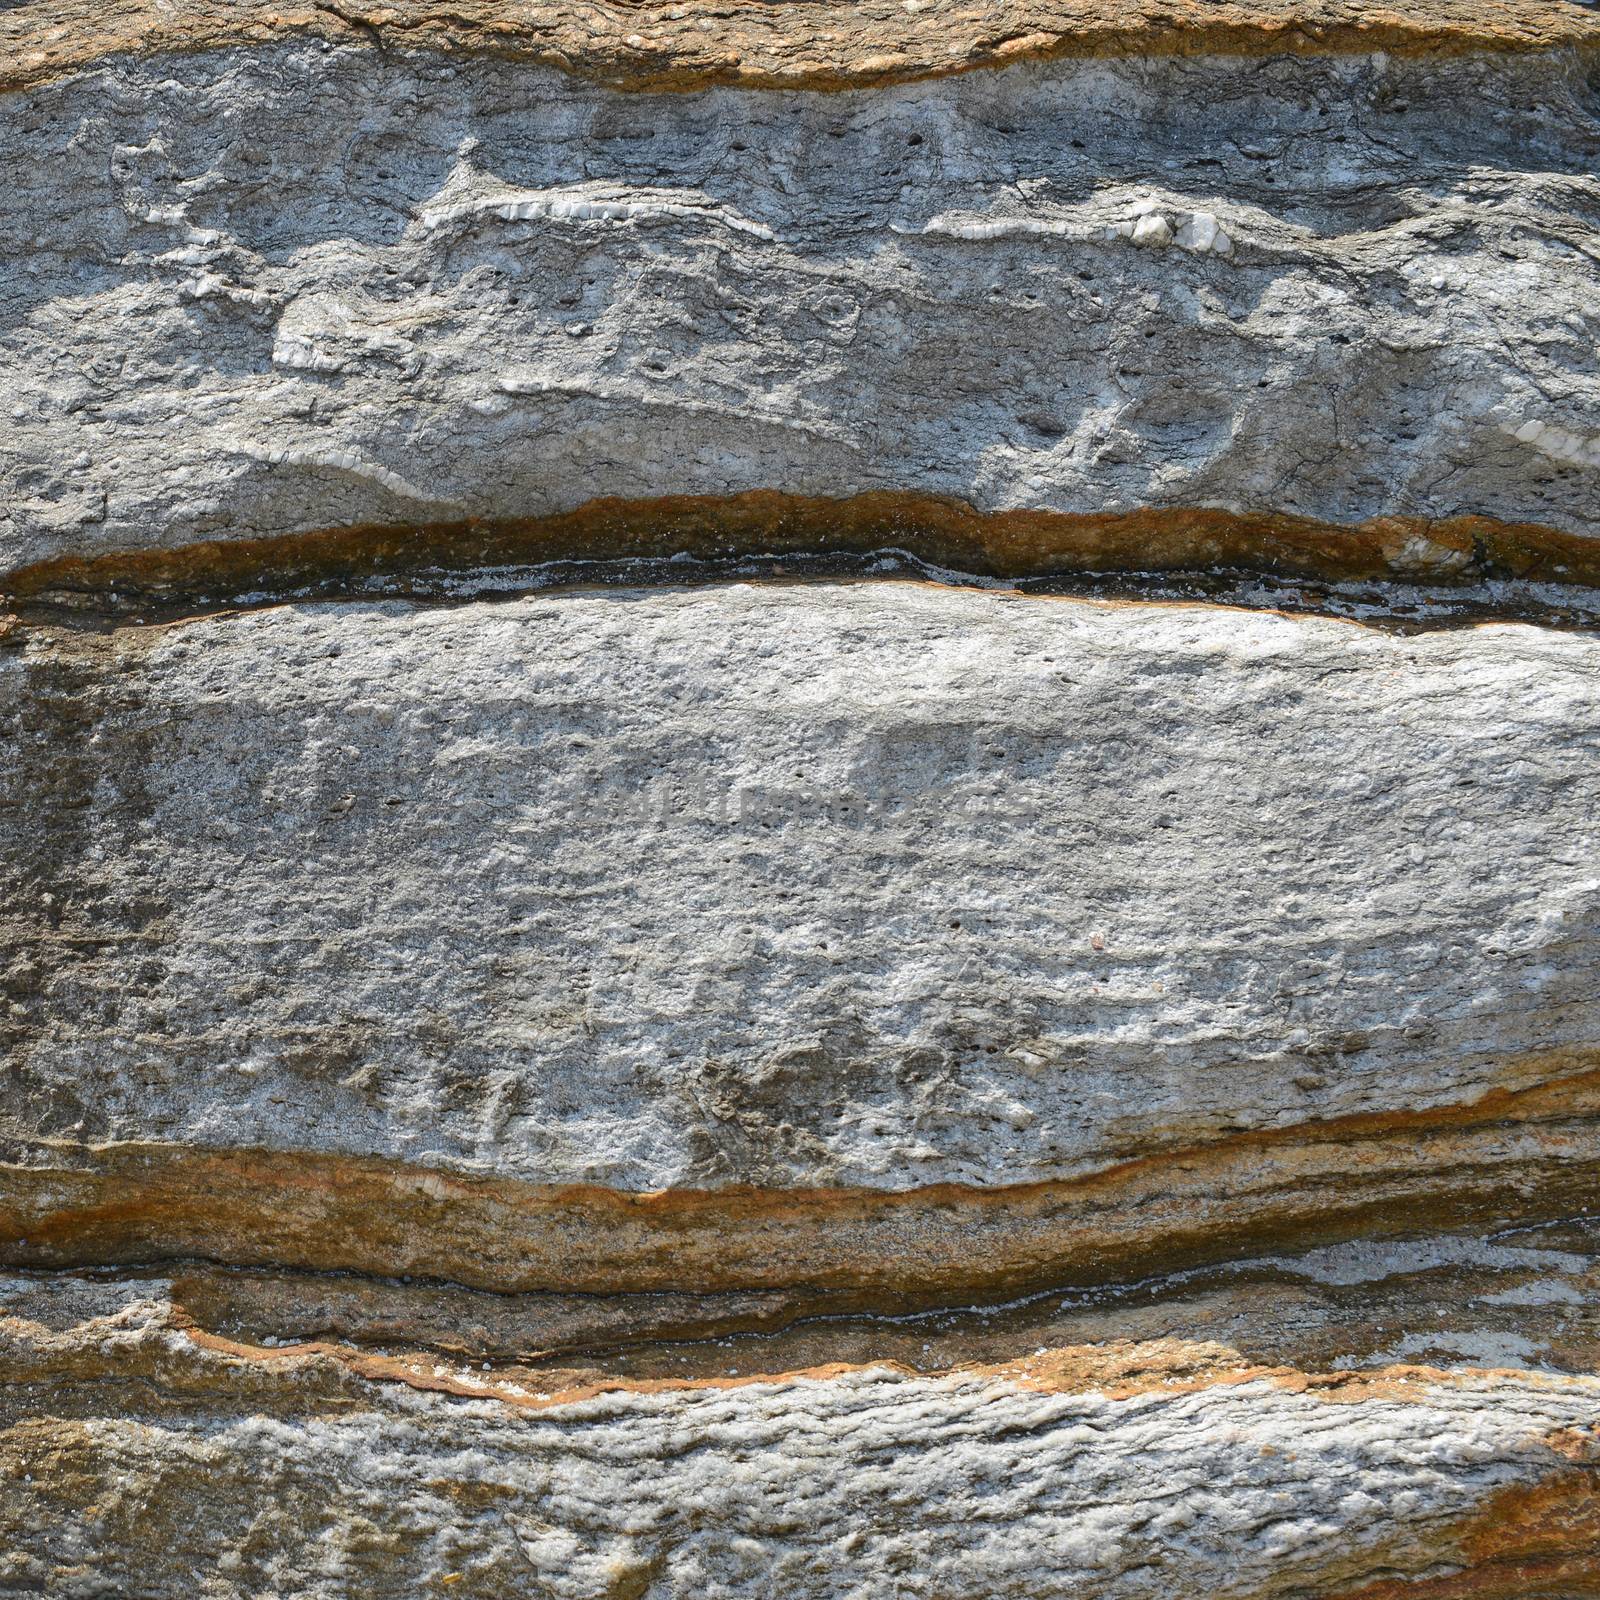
[3, 44, 1600, 580]
[5, 1271, 1600, 1600]
[5, 584, 1600, 1198]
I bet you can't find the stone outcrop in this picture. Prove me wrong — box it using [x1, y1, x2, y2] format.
[3, 1, 1599, 1593]
[6, 585, 1600, 1293]
[4, 29, 1600, 588]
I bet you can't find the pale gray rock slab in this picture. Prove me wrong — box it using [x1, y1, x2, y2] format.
[5, 583, 1600, 1189]
[2, 45, 1599, 571]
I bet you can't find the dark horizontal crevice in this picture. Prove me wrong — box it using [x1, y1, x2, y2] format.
[8, 492, 1600, 633]
[7, 1211, 1596, 1385]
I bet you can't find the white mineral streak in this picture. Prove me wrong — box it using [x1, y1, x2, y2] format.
[1503, 417, 1600, 468]
[917, 212, 1080, 239]
[421, 184, 778, 239]
[1129, 211, 1173, 246]
[1174, 210, 1232, 255]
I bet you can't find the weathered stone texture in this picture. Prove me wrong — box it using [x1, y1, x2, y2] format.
[5, 1272, 1600, 1600]
[3, 44, 1600, 583]
[4, 585, 1600, 1304]
[7, 0, 1598, 98]
[4, 585, 1598, 1191]
[5, 8, 1600, 1594]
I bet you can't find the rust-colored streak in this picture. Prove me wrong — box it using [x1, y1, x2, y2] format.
[1327, 1468, 1600, 1600]
[4, 1060, 1598, 1298]
[169, 1322, 1595, 1413]
[7, 493, 1600, 624]
[3, 0, 1597, 98]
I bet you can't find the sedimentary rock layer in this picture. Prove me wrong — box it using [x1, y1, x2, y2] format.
[7, 5, 1600, 1590]
[7, 0, 1598, 98]
[16, 496, 1600, 623]
[5, 1270, 1600, 1599]
[31, 1218, 1600, 1379]
[5, 583, 1600, 1291]
[3, 39, 1599, 584]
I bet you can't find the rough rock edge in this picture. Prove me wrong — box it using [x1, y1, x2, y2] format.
[5, 0, 1598, 97]
[7, 1062, 1597, 1296]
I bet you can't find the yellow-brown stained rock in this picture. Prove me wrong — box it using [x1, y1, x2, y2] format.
[6, 1062, 1598, 1297]
[4, 0, 1598, 97]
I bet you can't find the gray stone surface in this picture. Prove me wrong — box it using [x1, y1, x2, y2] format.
[6, 582, 1600, 1190]
[3, 44, 1600, 574]
[4, 1269, 1598, 1600]
[6, 31, 1600, 1589]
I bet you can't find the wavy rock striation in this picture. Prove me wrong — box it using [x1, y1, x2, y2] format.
[6, 5, 1600, 1594]
[3, 33, 1600, 585]
[6, 1272, 1600, 1599]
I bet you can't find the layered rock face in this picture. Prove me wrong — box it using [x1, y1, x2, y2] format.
[4, 3, 1600, 1596]
[8, 585, 1600, 1294]
[5, 7, 1600, 594]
